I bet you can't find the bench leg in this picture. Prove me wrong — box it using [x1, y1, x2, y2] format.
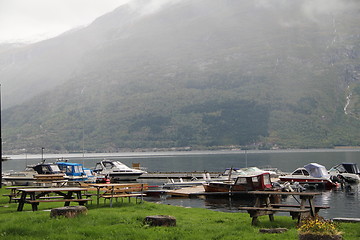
[269, 214, 274, 222]
[251, 217, 259, 225]
[31, 203, 38, 211]
[290, 212, 299, 220]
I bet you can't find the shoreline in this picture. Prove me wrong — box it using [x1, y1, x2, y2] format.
[5, 147, 360, 160]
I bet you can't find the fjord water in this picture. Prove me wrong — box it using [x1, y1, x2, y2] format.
[3, 149, 360, 218]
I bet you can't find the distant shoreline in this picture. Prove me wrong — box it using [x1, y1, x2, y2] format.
[4, 147, 360, 160]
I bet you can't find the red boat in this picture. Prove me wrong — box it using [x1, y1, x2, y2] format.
[203, 172, 273, 192]
[279, 163, 338, 189]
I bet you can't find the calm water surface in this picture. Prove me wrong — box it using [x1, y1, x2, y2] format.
[2, 149, 360, 219]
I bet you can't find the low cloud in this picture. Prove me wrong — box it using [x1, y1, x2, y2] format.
[127, 0, 182, 17]
[301, 0, 358, 20]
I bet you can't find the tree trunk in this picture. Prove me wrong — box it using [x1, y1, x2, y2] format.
[144, 215, 176, 226]
[50, 206, 88, 218]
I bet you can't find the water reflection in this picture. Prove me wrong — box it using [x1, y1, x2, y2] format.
[145, 184, 360, 219]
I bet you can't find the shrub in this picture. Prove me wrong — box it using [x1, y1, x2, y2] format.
[298, 216, 341, 236]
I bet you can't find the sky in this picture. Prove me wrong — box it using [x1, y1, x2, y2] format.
[0, 0, 132, 43]
[0, 0, 353, 44]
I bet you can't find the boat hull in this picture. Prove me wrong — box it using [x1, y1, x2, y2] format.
[279, 176, 337, 189]
[203, 182, 247, 192]
[109, 172, 144, 181]
[2, 176, 35, 186]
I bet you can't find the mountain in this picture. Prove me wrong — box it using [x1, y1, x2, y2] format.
[2, 0, 360, 154]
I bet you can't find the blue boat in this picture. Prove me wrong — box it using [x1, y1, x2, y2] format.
[56, 162, 89, 181]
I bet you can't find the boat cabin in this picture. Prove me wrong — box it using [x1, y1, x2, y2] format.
[203, 172, 273, 192]
[330, 163, 360, 175]
[233, 172, 273, 191]
[30, 163, 62, 174]
[57, 162, 87, 180]
[291, 168, 310, 176]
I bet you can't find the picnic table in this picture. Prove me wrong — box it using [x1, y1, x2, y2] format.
[239, 191, 328, 225]
[16, 187, 91, 211]
[3, 186, 49, 203]
[88, 183, 148, 207]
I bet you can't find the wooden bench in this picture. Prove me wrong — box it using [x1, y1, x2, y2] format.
[270, 204, 330, 213]
[239, 206, 311, 225]
[2, 194, 16, 203]
[4, 186, 52, 203]
[24, 198, 92, 211]
[13, 196, 64, 201]
[34, 174, 68, 187]
[77, 183, 99, 201]
[101, 183, 148, 204]
[27, 199, 92, 204]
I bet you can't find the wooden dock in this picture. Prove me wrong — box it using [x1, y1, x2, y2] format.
[332, 218, 360, 223]
[166, 186, 259, 198]
[168, 186, 206, 197]
[139, 172, 221, 180]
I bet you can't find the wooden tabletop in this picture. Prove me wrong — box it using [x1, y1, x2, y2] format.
[18, 187, 88, 192]
[89, 183, 140, 187]
[6, 186, 47, 190]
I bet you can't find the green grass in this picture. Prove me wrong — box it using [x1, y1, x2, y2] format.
[0, 188, 359, 240]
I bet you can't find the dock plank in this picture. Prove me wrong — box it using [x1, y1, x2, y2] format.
[333, 218, 360, 223]
[168, 186, 206, 197]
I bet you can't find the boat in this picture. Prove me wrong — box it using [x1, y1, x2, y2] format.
[203, 172, 274, 192]
[241, 167, 278, 177]
[2, 167, 37, 185]
[163, 173, 213, 189]
[217, 168, 246, 180]
[2, 161, 67, 185]
[83, 167, 97, 183]
[279, 163, 338, 189]
[329, 163, 360, 183]
[56, 162, 90, 181]
[1, 156, 10, 161]
[92, 159, 146, 182]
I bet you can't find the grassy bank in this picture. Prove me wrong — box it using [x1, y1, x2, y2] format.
[0, 188, 359, 240]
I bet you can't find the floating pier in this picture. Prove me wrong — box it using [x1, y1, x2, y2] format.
[139, 172, 221, 180]
[332, 218, 360, 223]
[165, 185, 262, 198]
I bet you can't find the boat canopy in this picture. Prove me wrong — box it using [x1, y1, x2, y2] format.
[304, 163, 330, 178]
[57, 162, 85, 176]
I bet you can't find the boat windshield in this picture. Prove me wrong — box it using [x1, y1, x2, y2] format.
[263, 174, 271, 185]
[236, 177, 247, 184]
[343, 164, 360, 174]
[74, 165, 84, 173]
[94, 163, 103, 171]
[111, 161, 132, 170]
[330, 164, 346, 173]
[49, 165, 61, 172]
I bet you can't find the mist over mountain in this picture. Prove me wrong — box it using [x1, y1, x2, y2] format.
[2, 0, 360, 154]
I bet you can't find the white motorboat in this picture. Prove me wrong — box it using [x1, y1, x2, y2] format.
[279, 163, 338, 189]
[2, 167, 37, 185]
[241, 167, 278, 177]
[329, 163, 360, 183]
[93, 159, 146, 182]
[2, 161, 67, 185]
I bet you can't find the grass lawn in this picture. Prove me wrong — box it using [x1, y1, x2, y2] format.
[0, 187, 359, 240]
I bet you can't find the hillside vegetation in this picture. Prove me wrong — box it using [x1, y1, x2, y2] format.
[2, 0, 360, 154]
